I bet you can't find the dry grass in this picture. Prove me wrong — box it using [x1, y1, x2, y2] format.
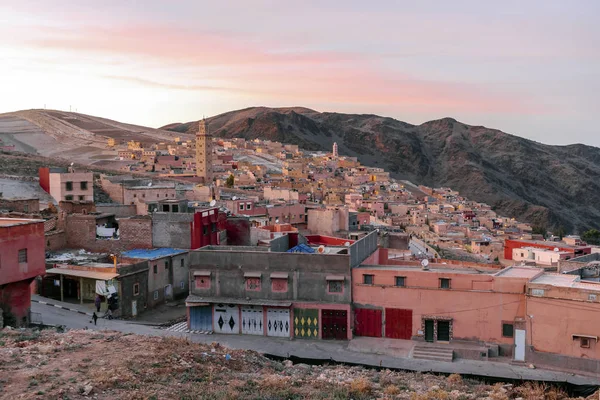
[446, 373, 463, 387]
[384, 384, 401, 396]
[350, 377, 373, 397]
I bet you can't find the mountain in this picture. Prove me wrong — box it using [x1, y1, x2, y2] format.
[0, 109, 184, 165]
[164, 107, 600, 232]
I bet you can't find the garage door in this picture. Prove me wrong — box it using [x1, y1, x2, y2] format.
[266, 308, 290, 337]
[213, 304, 239, 334]
[322, 309, 348, 340]
[189, 305, 212, 331]
[241, 306, 264, 335]
[385, 308, 412, 339]
[294, 308, 319, 339]
[354, 308, 382, 337]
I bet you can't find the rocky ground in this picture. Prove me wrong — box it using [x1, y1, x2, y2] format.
[0, 327, 596, 400]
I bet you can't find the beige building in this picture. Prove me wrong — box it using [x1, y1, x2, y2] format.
[196, 119, 212, 182]
[41, 168, 94, 202]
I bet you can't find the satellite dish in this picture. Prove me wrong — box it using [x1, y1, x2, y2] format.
[70, 162, 74, 166]
[232, 196, 237, 201]
[421, 259, 429, 270]
[344, 242, 350, 247]
[317, 245, 325, 254]
[554, 247, 559, 252]
[148, 182, 152, 187]
[210, 200, 216, 207]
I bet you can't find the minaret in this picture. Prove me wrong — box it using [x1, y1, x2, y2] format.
[332, 142, 338, 158]
[196, 118, 212, 183]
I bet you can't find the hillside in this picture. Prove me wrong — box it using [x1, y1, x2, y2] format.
[0, 328, 593, 400]
[164, 107, 600, 232]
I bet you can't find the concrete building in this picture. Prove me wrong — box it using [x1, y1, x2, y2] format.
[504, 239, 591, 261]
[0, 218, 46, 327]
[122, 248, 190, 307]
[0, 198, 40, 214]
[39, 167, 94, 202]
[196, 119, 212, 183]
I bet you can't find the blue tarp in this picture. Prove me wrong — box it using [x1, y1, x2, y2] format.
[287, 244, 315, 254]
[121, 248, 187, 260]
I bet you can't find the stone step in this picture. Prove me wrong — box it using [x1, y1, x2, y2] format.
[412, 346, 454, 362]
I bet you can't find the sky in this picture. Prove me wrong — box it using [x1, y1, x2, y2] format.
[0, 1, 599, 146]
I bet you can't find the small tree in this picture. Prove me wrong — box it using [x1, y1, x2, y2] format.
[225, 174, 234, 188]
[582, 229, 600, 245]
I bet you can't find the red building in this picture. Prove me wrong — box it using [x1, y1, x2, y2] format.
[190, 208, 226, 249]
[0, 218, 46, 327]
[504, 239, 591, 260]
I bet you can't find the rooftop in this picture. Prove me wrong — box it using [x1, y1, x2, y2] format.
[0, 217, 45, 227]
[494, 266, 544, 279]
[121, 248, 188, 260]
[530, 273, 579, 286]
[355, 265, 489, 275]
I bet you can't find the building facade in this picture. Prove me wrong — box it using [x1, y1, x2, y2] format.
[39, 167, 94, 202]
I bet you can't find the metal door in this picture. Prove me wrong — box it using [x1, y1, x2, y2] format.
[266, 308, 290, 337]
[354, 308, 382, 337]
[190, 305, 212, 331]
[424, 320, 434, 342]
[322, 309, 348, 340]
[131, 300, 137, 317]
[213, 304, 239, 334]
[514, 329, 526, 361]
[294, 308, 319, 339]
[385, 308, 412, 339]
[241, 306, 264, 335]
[437, 321, 450, 341]
[164, 284, 173, 300]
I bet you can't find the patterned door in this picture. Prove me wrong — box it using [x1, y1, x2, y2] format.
[294, 309, 319, 339]
[241, 306, 264, 335]
[322, 309, 348, 340]
[266, 308, 290, 337]
[213, 304, 239, 334]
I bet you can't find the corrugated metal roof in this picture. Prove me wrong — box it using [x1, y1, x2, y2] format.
[45, 268, 119, 280]
[270, 272, 288, 279]
[185, 295, 291, 307]
[121, 248, 187, 260]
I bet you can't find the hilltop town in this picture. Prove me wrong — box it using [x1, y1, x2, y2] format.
[1, 118, 600, 396]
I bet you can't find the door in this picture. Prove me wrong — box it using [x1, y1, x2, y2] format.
[266, 308, 290, 337]
[354, 308, 382, 337]
[294, 308, 319, 339]
[437, 321, 450, 341]
[164, 284, 173, 300]
[131, 300, 137, 317]
[241, 306, 264, 335]
[424, 320, 434, 342]
[322, 309, 348, 340]
[514, 329, 526, 361]
[213, 304, 239, 334]
[190, 305, 212, 331]
[385, 308, 413, 339]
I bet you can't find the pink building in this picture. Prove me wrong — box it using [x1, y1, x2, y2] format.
[0, 218, 46, 327]
[123, 185, 177, 205]
[39, 167, 94, 202]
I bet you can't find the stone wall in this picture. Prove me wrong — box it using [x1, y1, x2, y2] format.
[152, 213, 193, 249]
[0, 198, 40, 213]
[45, 230, 67, 251]
[96, 204, 137, 218]
[100, 176, 125, 203]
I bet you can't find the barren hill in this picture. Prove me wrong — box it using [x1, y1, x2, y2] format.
[164, 107, 600, 232]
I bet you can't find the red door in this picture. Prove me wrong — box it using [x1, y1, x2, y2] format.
[354, 308, 382, 337]
[385, 308, 412, 339]
[321, 309, 348, 340]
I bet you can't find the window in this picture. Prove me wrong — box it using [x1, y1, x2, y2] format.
[195, 276, 210, 289]
[162, 204, 169, 212]
[271, 278, 288, 292]
[212, 222, 217, 232]
[440, 278, 451, 289]
[246, 203, 252, 210]
[79, 195, 85, 201]
[172, 204, 179, 213]
[65, 195, 73, 201]
[363, 274, 374, 285]
[18, 249, 27, 263]
[180, 259, 184, 268]
[66, 181, 73, 191]
[165, 194, 168, 197]
[153, 290, 159, 300]
[142, 194, 145, 198]
[239, 204, 244, 211]
[153, 264, 158, 274]
[157, 194, 159, 198]
[80, 181, 88, 190]
[502, 323, 514, 338]
[580, 338, 590, 348]
[531, 288, 545, 297]
[395, 276, 406, 287]
[134, 194, 137, 198]
[133, 283, 140, 296]
[588, 294, 597, 302]
[165, 261, 169, 270]
[203, 225, 208, 235]
[245, 277, 261, 291]
[328, 281, 343, 293]
[23, 204, 29, 212]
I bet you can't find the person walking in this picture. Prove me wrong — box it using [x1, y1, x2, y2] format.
[94, 295, 101, 313]
[92, 312, 98, 325]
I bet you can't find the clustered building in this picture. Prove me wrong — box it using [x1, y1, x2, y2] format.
[0, 118, 598, 377]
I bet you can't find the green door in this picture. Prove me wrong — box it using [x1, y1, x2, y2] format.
[294, 309, 319, 339]
[424, 320, 434, 342]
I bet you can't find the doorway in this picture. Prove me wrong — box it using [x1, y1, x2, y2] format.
[437, 321, 450, 342]
[514, 329, 526, 361]
[424, 320, 434, 342]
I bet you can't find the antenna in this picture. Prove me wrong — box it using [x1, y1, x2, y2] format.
[210, 200, 216, 207]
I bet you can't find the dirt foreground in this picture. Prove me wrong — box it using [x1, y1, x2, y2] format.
[0, 328, 596, 400]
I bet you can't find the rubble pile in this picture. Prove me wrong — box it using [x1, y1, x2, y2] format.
[0, 328, 596, 400]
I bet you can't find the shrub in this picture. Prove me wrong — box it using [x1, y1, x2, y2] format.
[384, 384, 401, 396]
[350, 377, 373, 398]
[446, 373, 463, 387]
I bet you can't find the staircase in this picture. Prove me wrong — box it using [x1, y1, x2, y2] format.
[412, 345, 454, 362]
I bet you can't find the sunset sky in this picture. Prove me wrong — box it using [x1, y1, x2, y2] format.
[1, 1, 598, 146]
